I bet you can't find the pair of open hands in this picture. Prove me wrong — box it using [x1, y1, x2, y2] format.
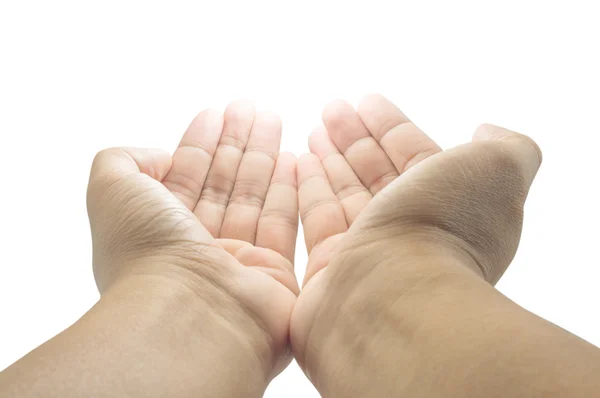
[86, 94, 541, 388]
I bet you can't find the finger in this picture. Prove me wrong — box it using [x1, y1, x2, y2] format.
[221, 112, 282, 243]
[256, 152, 299, 263]
[216, 238, 253, 257]
[473, 123, 542, 187]
[89, 147, 172, 187]
[162, 109, 224, 210]
[235, 246, 299, 296]
[302, 232, 345, 287]
[218, 238, 298, 294]
[357, 93, 441, 173]
[194, 101, 255, 237]
[308, 125, 371, 225]
[87, 147, 172, 217]
[323, 100, 399, 195]
[470, 126, 542, 283]
[297, 153, 347, 253]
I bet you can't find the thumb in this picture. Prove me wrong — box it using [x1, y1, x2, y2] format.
[87, 147, 173, 224]
[86, 148, 174, 290]
[351, 124, 542, 285]
[89, 147, 172, 187]
[473, 123, 542, 191]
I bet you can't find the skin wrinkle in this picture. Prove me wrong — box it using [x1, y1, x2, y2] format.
[300, 197, 345, 225]
[338, 271, 451, 376]
[229, 163, 275, 208]
[91, 161, 281, 369]
[303, 243, 458, 392]
[108, 200, 183, 246]
[244, 147, 278, 162]
[339, 136, 372, 158]
[298, 173, 328, 187]
[319, 155, 368, 197]
[196, 111, 255, 214]
[403, 146, 439, 172]
[219, 137, 250, 152]
[163, 170, 205, 203]
[364, 152, 527, 281]
[366, 169, 397, 193]
[326, 176, 367, 201]
[375, 118, 411, 140]
[88, 164, 144, 207]
[199, 178, 235, 208]
[304, 238, 486, 395]
[258, 206, 298, 229]
[266, 180, 296, 189]
[135, 248, 278, 373]
[108, 273, 271, 394]
[96, 186, 158, 244]
[178, 143, 216, 159]
[302, 248, 376, 385]
[377, 210, 497, 282]
[340, 136, 398, 193]
[228, 188, 268, 208]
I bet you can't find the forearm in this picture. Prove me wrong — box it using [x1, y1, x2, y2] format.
[305, 242, 600, 397]
[0, 273, 272, 398]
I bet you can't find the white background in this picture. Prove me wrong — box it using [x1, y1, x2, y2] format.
[1, 1, 599, 396]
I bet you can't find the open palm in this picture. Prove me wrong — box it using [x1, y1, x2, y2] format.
[291, 94, 441, 361]
[161, 101, 299, 375]
[291, 95, 541, 380]
[297, 94, 441, 285]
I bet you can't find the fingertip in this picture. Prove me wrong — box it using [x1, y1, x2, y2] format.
[191, 108, 222, 123]
[276, 152, 298, 176]
[307, 125, 331, 156]
[180, 108, 224, 151]
[473, 123, 505, 141]
[322, 99, 354, 124]
[357, 93, 387, 112]
[246, 111, 283, 155]
[262, 152, 297, 193]
[90, 147, 172, 186]
[224, 99, 257, 120]
[298, 152, 318, 166]
[126, 147, 173, 181]
[473, 123, 542, 163]
[308, 125, 327, 143]
[253, 111, 282, 140]
[255, 110, 282, 126]
[278, 151, 297, 163]
[473, 124, 542, 186]
[148, 148, 174, 181]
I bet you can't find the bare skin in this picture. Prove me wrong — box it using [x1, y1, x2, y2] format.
[2, 96, 600, 397]
[0, 102, 299, 397]
[292, 95, 600, 397]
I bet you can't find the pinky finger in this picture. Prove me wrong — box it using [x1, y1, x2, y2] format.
[255, 152, 299, 264]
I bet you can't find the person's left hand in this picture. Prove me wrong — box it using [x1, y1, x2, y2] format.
[160, 101, 300, 374]
[88, 101, 299, 390]
[162, 101, 299, 295]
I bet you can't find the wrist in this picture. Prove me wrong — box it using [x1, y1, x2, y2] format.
[301, 238, 492, 396]
[94, 269, 276, 396]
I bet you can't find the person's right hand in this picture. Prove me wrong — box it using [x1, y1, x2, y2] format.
[291, 95, 541, 395]
[291, 94, 442, 359]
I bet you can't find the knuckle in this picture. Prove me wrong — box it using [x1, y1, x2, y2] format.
[230, 179, 268, 208]
[200, 177, 234, 205]
[260, 207, 298, 229]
